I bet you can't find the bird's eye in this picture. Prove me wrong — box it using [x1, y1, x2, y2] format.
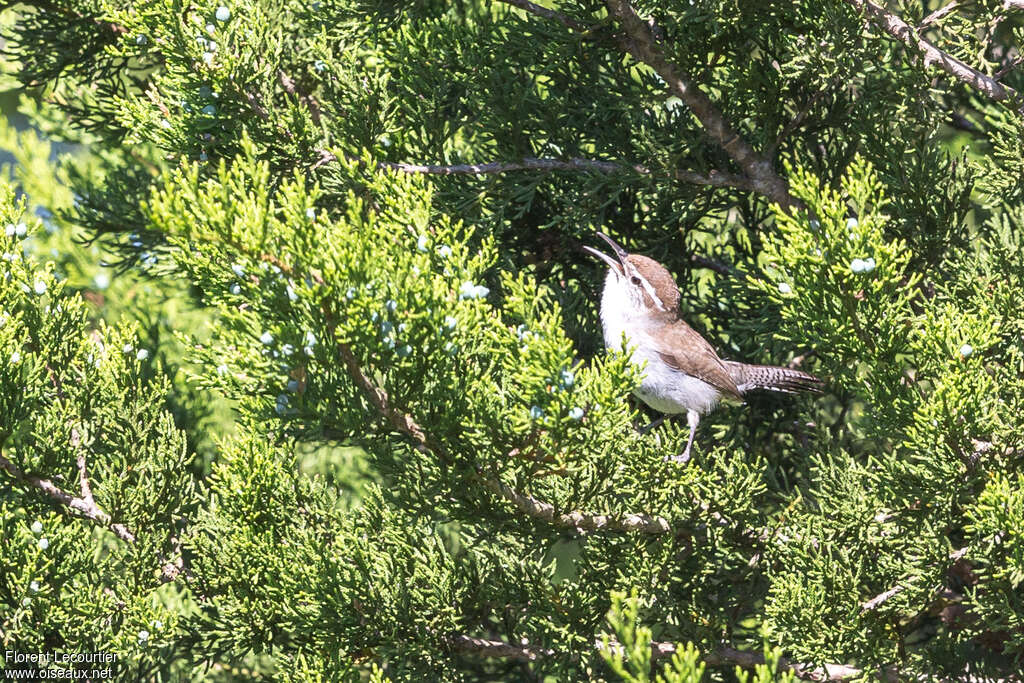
[631, 276, 641, 285]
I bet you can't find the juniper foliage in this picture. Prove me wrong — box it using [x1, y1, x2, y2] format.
[1, 0, 1023, 680]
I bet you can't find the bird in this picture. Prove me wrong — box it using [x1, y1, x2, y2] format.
[583, 232, 823, 462]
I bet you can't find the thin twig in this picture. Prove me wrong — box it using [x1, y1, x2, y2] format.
[918, 0, 961, 29]
[479, 476, 670, 534]
[861, 585, 904, 612]
[447, 634, 553, 662]
[314, 150, 759, 193]
[768, 82, 836, 158]
[278, 70, 322, 125]
[845, 0, 1016, 102]
[981, 12, 1008, 65]
[497, 0, 588, 32]
[333, 341, 444, 459]
[73, 427, 95, 506]
[690, 253, 737, 277]
[862, 547, 968, 616]
[787, 350, 816, 370]
[994, 53, 1024, 80]
[605, 0, 795, 208]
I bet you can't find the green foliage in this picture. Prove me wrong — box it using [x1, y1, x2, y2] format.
[965, 472, 1024, 655]
[0, 180, 195, 677]
[598, 590, 795, 683]
[1, 0, 1023, 680]
[599, 590, 708, 683]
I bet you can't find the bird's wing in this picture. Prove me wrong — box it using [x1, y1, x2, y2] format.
[653, 322, 743, 400]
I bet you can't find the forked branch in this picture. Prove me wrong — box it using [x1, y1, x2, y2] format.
[604, 0, 794, 207]
[845, 0, 1017, 102]
[1, 431, 181, 582]
[493, 0, 796, 207]
[0, 445, 135, 543]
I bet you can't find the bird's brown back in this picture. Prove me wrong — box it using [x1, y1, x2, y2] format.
[652, 320, 743, 400]
[621, 249, 822, 399]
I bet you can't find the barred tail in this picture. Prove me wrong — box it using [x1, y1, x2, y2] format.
[725, 361, 824, 395]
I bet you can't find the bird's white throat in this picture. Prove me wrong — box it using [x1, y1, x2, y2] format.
[598, 269, 723, 416]
[599, 269, 646, 353]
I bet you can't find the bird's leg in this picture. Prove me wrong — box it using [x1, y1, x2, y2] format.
[637, 415, 665, 435]
[668, 410, 700, 463]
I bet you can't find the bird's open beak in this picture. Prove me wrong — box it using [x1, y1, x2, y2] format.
[583, 232, 629, 274]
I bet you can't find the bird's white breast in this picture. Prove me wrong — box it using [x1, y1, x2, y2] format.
[600, 271, 723, 415]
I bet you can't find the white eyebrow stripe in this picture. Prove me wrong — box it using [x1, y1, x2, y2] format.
[626, 263, 666, 311]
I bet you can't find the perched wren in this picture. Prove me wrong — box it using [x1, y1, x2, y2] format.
[584, 232, 823, 461]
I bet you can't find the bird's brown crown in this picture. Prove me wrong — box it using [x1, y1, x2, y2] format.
[626, 254, 681, 315]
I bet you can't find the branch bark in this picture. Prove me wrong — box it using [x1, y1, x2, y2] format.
[699, 646, 876, 681]
[845, 0, 1017, 102]
[690, 252, 738, 277]
[479, 476, 670, 534]
[446, 634, 553, 662]
[449, 635, 876, 681]
[919, 1, 961, 29]
[861, 585, 904, 612]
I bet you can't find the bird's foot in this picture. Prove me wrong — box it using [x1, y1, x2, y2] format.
[664, 449, 692, 464]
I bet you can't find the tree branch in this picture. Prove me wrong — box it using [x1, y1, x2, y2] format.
[72, 427, 95, 508]
[479, 476, 670, 534]
[918, 1, 961, 29]
[690, 253, 738, 277]
[314, 150, 758, 193]
[492, 0, 794, 205]
[700, 646, 877, 681]
[450, 635, 877, 681]
[320, 301, 672, 535]
[994, 54, 1024, 81]
[333, 341, 447, 460]
[0, 445, 135, 544]
[861, 546, 968, 619]
[845, 0, 1017, 102]
[446, 634, 553, 662]
[2, 435, 181, 582]
[604, 0, 795, 208]
[497, 0, 588, 32]
[861, 585, 904, 612]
